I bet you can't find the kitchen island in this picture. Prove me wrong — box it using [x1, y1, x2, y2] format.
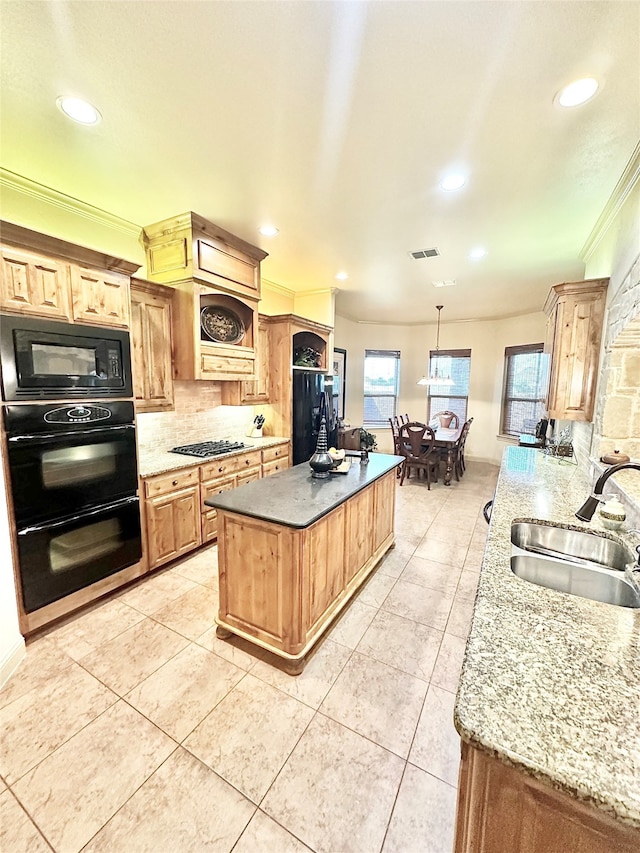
[455, 446, 640, 851]
[205, 452, 403, 673]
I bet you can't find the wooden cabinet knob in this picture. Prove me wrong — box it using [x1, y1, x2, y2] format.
[172, 479, 178, 486]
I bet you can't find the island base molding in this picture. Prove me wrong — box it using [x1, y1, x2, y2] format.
[215, 469, 397, 671]
[455, 741, 639, 853]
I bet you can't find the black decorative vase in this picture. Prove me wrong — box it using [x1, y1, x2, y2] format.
[309, 417, 333, 479]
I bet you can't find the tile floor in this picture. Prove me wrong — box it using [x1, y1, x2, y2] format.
[0, 461, 498, 853]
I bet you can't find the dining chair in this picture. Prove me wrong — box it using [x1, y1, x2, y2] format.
[433, 410, 460, 429]
[400, 413, 410, 424]
[398, 421, 439, 488]
[388, 416, 403, 477]
[455, 417, 473, 479]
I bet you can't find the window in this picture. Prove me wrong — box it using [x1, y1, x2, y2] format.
[501, 344, 548, 437]
[427, 349, 471, 424]
[363, 349, 400, 426]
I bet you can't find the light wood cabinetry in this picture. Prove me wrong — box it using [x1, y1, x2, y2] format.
[130, 278, 174, 413]
[221, 315, 271, 405]
[261, 443, 290, 478]
[267, 314, 332, 439]
[0, 221, 139, 328]
[215, 467, 396, 669]
[455, 741, 639, 853]
[543, 278, 608, 422]
[144, 468, 201, 570]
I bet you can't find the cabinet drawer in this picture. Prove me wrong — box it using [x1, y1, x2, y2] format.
[237, 469, 261, 488]
[144, 466, 199, 498]
[201, 354, 254, 377]
[262, 459, 287, 478]
[200, 450, 261, 480]
[201, 475, 236, 511]
[261, 444, 289, 464]
[202, 509, 218, 543]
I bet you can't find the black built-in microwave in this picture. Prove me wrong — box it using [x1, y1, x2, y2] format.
[0, 314, 133, 400]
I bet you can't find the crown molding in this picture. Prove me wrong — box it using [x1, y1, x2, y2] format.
[580, 141, 640, 263]
[0, 169, 141, 237]
[261, 277, 295, 297]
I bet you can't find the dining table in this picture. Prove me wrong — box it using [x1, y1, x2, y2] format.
[430, 424, 463, 486]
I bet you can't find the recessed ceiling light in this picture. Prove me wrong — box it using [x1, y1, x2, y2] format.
[556, 77, 599, 107]
[440, 174, 466, 192]
[432, 279, 456, 288]
[335, 271, 348, 281]
[259, 224, 279, 237]
[56, 96, 101, 125]
[469, 247, 487, 260]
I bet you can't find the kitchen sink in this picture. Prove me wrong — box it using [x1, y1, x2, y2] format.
[511, 554, 640, 608]
[510, 521, 632, 572]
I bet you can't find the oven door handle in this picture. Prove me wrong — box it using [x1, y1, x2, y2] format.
[8, 424, 135, 443]
[17, 496, 139, 535]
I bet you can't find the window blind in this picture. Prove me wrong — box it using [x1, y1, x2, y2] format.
[363, 350, 400, 425]
[501, 344, 548, 436]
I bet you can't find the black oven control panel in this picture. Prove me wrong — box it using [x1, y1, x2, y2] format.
[3, 400, 135, 436]
[44, 405, 112, 424]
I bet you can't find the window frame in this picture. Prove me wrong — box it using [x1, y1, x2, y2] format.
[500, 343, 547, 437]
[363, 349, 401, 427]
[426, 348, 471, 424]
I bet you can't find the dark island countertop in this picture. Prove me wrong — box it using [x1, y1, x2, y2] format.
[205, 452, 404, 528]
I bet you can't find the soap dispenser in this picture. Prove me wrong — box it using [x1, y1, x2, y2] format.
[598, 495, 626, 530]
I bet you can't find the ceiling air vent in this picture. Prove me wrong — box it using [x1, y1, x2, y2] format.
[409, 248, 440, 260]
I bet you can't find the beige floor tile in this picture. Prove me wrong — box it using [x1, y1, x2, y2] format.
[196, 626, 263, 671]
[413, 537, 469, 568]
[327, 600, 377, 649]
[382, 579, 453, 632]
[426, 521, 474, 547]
[251, 639, 351, 709]
[171, 545, 219, 588]
[463, 546, 485, 571]
[80, 617, 189, 696]
[0, 638, 73, 711]
[262, 714, 404, 853]
[0, 663, 117, 784]
[45, 597, 145, 660]
[12, 701, 175, 853]
[382, 763, 457, 853]
[84, 747, 254, 853]
[400, 554, 461, 595]
[234, 809, 311, 853]
[456, 569, 481, 601]
[389, 534, 423, 560]
[150, 584, 219, 641]
[0, 789, 51, 853]
[184, 674, 314, 803]
[446, 594, 476, 639]
[431, 633, 467, 693]
[320, 651, 428, 758]
[118, 570, 198, 615]
[125, 642, 245, 741]
[357, 569, 397, 608]
[356, 609, 443, 681]
[376, 547, 411, 577]
[409, 685, 461, 787]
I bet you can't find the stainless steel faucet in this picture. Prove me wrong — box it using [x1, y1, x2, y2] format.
[575, 462, 640, 521]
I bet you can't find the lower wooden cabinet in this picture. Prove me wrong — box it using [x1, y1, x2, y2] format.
[455, 742, 639, 853]
[144, 467, 201, 570]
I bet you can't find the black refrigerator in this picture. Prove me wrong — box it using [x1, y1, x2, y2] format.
[292, 371, 337, 465]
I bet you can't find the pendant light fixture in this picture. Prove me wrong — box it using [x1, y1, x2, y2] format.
[417, 305, 455, 386]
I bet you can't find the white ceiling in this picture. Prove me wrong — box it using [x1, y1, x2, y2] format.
[1, 1, 638, 325]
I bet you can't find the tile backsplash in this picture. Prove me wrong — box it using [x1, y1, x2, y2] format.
[136, 382, 256, 453]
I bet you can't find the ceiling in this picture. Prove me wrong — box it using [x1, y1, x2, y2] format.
[0, 1, 638, 325]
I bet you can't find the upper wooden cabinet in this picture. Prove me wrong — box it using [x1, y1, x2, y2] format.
[543, 278, 608, 422]
[0, 221, 139, 328]
[141, 211, 268, 301]
[221, 314, 270, 405]
[130, 278, 174, 413]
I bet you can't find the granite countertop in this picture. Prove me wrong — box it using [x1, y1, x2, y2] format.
[455, 446, 640, 828]
[138, 435, 290, 477]
[204, 452, 404, 528]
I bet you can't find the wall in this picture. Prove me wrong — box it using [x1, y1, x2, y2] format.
[333, 311, 546, 465]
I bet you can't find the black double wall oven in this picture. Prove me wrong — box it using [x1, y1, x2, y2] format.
[1, 314, 142, 614]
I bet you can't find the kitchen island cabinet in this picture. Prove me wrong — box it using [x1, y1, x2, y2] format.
[205, 453, 403, 673]
[454, 447, 640, 850]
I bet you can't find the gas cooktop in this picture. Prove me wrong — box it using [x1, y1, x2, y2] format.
[170, 440, 251, 458]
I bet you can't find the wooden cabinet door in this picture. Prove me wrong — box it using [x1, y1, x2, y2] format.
[241, 316, 270, 402]
[373, 472, 395, 552]
[146, 486, 201, 570]
[0, 247, 71, 319]
[130, 281, 174, 413]
[70, 266, 130, 328]
[344, 486, 375, 584]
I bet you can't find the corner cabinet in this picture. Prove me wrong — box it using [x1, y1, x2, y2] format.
[130, 278, 175, 413]
[0, 222, 139, 328]
[543, 278, 608, 422]
[141, 212, 268, 381]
